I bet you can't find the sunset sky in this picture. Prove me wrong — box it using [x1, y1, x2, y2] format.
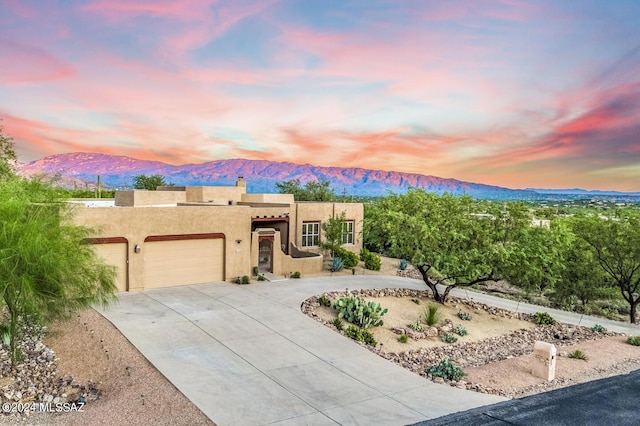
[2, 0, 639, 191]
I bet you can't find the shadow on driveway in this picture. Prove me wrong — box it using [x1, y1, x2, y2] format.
[413, 369, 640, 426]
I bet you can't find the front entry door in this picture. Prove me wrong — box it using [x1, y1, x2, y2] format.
[258, 238, 273, 272]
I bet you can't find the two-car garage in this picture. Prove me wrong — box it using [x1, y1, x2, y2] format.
[91, 233, 225, 291]
[143, 234, 225, 289]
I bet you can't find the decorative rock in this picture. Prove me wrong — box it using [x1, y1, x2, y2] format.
[426, 327, 439, 337]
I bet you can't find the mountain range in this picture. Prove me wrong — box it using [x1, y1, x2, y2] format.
[17, 153, 639, 200]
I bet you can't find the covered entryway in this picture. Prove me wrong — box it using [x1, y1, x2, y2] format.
[143, 234, 224, 289]
[258, 237, 273, 273]
[90, 237, 128, 292]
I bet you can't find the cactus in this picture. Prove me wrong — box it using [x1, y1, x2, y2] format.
[333, 296, 388, 329]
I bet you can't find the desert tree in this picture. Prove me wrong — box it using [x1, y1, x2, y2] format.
[132, 174, 171, 190]
[0, 129, 117, 369]
[0, 121, 17, 179]
[276, 179, 336, 201]
[572, 213, 640, 323]
[364, 189, 548, 303]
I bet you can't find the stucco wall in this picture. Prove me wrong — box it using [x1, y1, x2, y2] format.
[115, 190, 187, 207]
[294, 202, 364, 254]
[73, 204, 253, 290]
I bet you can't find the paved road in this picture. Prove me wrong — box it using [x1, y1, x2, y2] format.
[97, 275, 640, 425]
[414, 368, 640, 426]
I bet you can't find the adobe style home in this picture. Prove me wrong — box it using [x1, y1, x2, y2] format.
[72, 177, 364, 292]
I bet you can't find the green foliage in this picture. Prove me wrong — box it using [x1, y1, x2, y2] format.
[334, 247, 359, 268]
[441, 332, 458, 343]
[344, 325, 377, 346]
[550, 221, 613, 309]
[252, 266, 259, 276]
[330, 257, 344, 272]
[360, 249, 381, 271]
[398, 334, 409, 343]
[321, 212, 349, 256]
[333, 296, 388, 329]
[534, 312, 556, 325]
[132, 174, 171, 190]
[407, 321, 424, 332]
[591, 324, 607, 333]
[572, 213, 640, 323]
[275, 179, 336, 201]
[0, 177, 117, 369]
[626, 336, 640, 346]
[0, 123, 17, 180]
[423, 304, 442, 326]
[568, 349, 588, 360]
[318, 295, 331, 307]
[291, 271, 301, 279]
[257, 275, 267, 281]
[454, 324, 468, 336]
[427, 359, 466, 381]
[241, 275, 250, 284]
[399, 259, 408, 270]
[457, 311, 472, 321]
[332, 317, 344, 331]
[363, 190, 536, 303]
[234, 277, 242, 284]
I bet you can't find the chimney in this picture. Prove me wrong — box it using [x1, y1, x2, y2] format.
[235, 176, 246, 188]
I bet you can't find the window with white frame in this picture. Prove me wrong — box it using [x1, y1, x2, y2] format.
[302, 222, 320, 247]
[341, 220, 354, 244]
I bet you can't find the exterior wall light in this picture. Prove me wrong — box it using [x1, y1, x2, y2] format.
[236, 239, 242, 244]
[134, 244, 141, 253]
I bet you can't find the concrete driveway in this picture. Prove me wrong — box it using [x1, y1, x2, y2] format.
[97, 276, 506, 425]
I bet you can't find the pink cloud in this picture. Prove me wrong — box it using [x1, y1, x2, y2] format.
[0, 38, 74, 83]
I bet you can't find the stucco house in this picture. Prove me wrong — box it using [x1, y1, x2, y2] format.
[72, 178, 364, 291]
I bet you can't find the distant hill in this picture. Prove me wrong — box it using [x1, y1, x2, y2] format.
[526, 188, 640, 197]
[21, 152, 639, 200]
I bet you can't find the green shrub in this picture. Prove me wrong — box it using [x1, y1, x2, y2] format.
[627, 336, 640, 346]
[344, 325, 377, 346]
[359, 248, 370, 261]
[330, 257, 344, 272]
[332, 317, 344, 331]
[252, 266, 259, 276]
[568, 349, 588, 360]
[454, 324, 467, 336]
[441, 332, 458, 343]
[407, 321, 423, 332]
[427, 359, 465, 381]
[334, 296, 388, 328]
[534, 311, 556, 325]
[364, 252, 381, 271]
[233, 277, 242, 284]
[424, 304, 442, 326]
[257, 275, 267, 281]
[399, 259, 408, 270]
[592, 324, 607, 333]
[398, 334, 409, 343]
[335, 247, 359, 268]
[241, 275, 250, 284]
[291, 271, 301, 279]
[457, 311, 472, 321]
[318, 295, 331, 307]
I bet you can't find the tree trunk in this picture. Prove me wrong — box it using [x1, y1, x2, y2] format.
[416, 264, 444, 303]
[630, 300, 638, 324]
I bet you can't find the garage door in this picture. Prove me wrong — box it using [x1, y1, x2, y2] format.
[143, 237, 224, 289]
[94, 242, 128, 292]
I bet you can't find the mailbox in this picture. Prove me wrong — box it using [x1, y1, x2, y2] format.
[531, 341, 556, 381]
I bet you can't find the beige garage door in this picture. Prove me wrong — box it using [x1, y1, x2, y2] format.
[143, 238, 224, 289]
[94, 242, 128, 292]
